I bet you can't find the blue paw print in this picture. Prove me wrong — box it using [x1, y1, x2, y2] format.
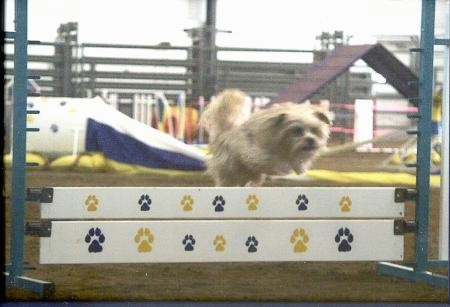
[212, 195, 225, 212]
[138, 194, 152, 211]
[295, 194, 308, 211]
[182, 234, 196, 251]
[335, 227, 354, 252]
[85, 227, 105, 253]
[245, 236, 259, 253]
[50, 124, 59, 133]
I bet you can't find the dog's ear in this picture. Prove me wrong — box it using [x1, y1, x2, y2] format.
[313, 111, 332, 125]
[273, 113, 287, 127]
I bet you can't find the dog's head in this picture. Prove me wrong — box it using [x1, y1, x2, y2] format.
[267, 104, 332, 172]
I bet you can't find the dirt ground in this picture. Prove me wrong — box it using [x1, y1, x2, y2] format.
[3, 151, 449, 302]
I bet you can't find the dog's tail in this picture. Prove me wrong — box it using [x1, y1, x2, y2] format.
[199, 89, 250, 143]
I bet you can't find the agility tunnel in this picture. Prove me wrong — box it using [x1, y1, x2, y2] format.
[6, 96, 206, 172]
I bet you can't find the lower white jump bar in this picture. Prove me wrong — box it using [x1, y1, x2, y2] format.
[40, 220, 403, 264]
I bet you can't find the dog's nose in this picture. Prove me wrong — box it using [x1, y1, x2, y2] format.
[304, 137, 317, 148]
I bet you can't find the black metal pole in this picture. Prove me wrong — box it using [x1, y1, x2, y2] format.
[204, 0, 217, 99]
[206, 0, 217, 27]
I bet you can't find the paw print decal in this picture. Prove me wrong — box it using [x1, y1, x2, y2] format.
[245, 236, 259, 253]
[290, 228, 309, 253]
[27, 114, 35, 124]
[84, 195, 99, 212]
[50, 124, 59, 133]
[213, 235, 227, 252]
[134, 227, 154, 253]
[182, 234, 196, 251]
[180, 195, 194, 211]
[212, 195, 225, 212]
[339, 196, 352, 212]
[246, 194, 259, 211]
[138, 194, 152, 211]
[85, 227, 105, 253]
[335, 227, 354, 252]
[295, 194, 309, 211]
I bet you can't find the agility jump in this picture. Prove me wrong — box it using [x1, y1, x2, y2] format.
[4, 0, 448, 298]
[27, 187, 404, 264]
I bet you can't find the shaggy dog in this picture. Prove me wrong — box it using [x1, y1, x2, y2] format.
[202, 91, 331, 186]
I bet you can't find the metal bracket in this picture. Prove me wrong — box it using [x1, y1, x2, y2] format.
[394, 219, 417, 235]
[407, 112, 421, 119]
[409, 47, 423, 53]
[407, 96, 420, 106]
[434, 38, 450, 46]
[25, 220, 52, 237]
[408, 96, 420, 103]
[26, 187, 54, 203]
[406, 129, 419, 135]
[394, 188, 417, 202]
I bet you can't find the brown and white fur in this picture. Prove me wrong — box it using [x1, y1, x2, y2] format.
[203, 95, 332, 186]
[200, 89, 251, 143]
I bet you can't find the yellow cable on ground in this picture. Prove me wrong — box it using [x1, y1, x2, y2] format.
[306, 169, 440, 187]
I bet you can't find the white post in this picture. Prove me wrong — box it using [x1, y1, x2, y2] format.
[139, 94, 145, 123]
[71, 128, 84, 157]
[439, 4, 449, 261]
[72, 129, 78, 157]
[132, 94, 139, 121]
[143, 95, 148, 124]
[108, 93, 118, 110]
[353, 99, 374, 152]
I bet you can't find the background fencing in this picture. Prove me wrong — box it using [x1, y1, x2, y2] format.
[4, 40, 372, 103]
[5, 23, 420, 146]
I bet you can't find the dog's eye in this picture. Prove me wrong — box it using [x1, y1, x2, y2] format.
[311, 127, 322, 137]
[291, 127, 304, 136]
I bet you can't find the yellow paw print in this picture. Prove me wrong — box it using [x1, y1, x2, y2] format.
[180, 195, 194, 211]
[339, 196, 352, 212]
[27, 114, 35, 123]
[290, 228, 309, 253]
[213, 235, 227, 252]
[84, 195, 99, 212]
[134, 227, 154, 253]
[246, 194, 259, 211]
